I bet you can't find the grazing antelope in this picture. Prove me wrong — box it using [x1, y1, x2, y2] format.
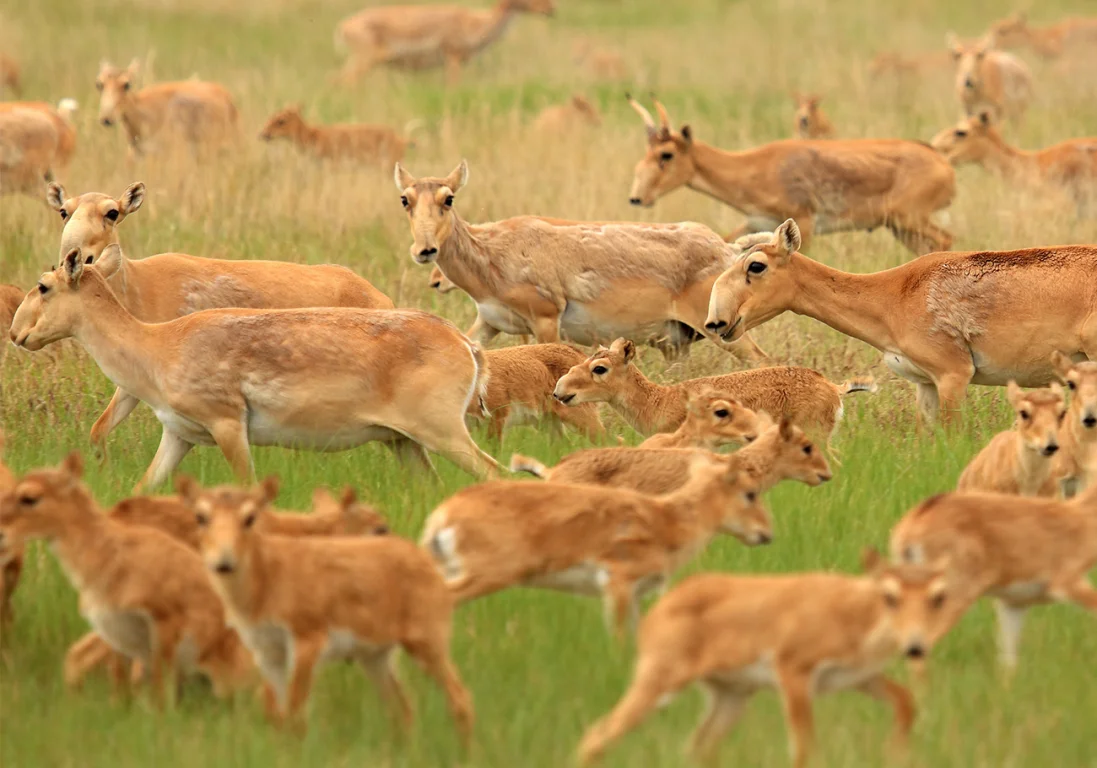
[946, 34, 1032, 123]
[890, 485, 1097, 673]
[47, 185, 393, 452]
[576, 550, 951, 768]
[96, 59, 239, 157]
[625, 95, 955, 254]
[705, 218, 1097, 423]
[476, 343, 604, 440]
[0, 453, 255, 701]
[988, 12, 1097, 60]
[531, 95, 602, 133]
[0, 53, 20, 97]
[0, 431, 18, 630]
[792, 93, 834, 139]
[0, 107, 61, 196]
[552, 338, 875, 443]
[511, 415, 832, 496]
[0, 98, 79, 172]
[931, 111, 1097, 217]
[184, 475, 473, 740]
[259, 104, 417, 167]
[421, 449, 771, 636]
[335, 0, 555, 85]
[956, 381, 1064, 496]
[638, 387, 765, 450]
[9, 250, 501, 491]
[395, 160, 768, 361]
[1050, 352, 1097, 498]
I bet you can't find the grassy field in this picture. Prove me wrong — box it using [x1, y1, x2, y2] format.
[3, 0, 1097, 765]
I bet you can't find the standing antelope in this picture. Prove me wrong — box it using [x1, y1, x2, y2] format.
[185, 475, 473, 741]
[47, 184, 393, 453]
[9, 251, 501, 491]
[1050, 352, 1097, 498]
[96, 59, 239, 157]
[931, 111, 1097, 217]
[988, 12, 1097, 60]
[335, 0, 555, 85]
[792, 93, 835, 139]
[956, 381, 1064, 496]
[395, 160, 767, 361]
[259, 104, 417, 167]
[625, 95, 955, 254]
[577, 550, 952, 768]
[946, 34, 1032, 123]
[706, 218, 1097, 423]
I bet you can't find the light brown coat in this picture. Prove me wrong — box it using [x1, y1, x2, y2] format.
[947, 34, 1032, 123]
[531, 95, 601, 133]
[988, 12, 1097, 60]
[792, 93, 835, 139]
[259, 104, 415, 166]
[638, 387, 766, 450]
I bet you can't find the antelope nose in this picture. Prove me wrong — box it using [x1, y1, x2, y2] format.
[419, 247, 438, 257]
[818, 472, 833, 482]
[756, 532, 773, 545]
[214, 562, 235, 575]
[555, 392, 575, 404]
[101, 118, 113, 127]
[905, 643, 926, 659]
[628, 197, 642, 206]
[1084, 416, 1097, 429]
[1043, 444, 1060, 456]
[705, 319, 727, 332]
[964, 77, 975, 88]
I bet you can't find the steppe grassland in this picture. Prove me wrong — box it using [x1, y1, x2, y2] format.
[2, 0, 1097, 766]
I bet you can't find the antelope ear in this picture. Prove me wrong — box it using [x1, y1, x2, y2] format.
[259, 475, 280, 505]
[946, 32, 963, 58]
[1051, 351, 1075, 381]
[120, 182, 145, 216]
[61, 248, 85, 286]
[175, 474, 199, 504]
[680, 125, 692, 145]
[96, 244, 124, 278]
[860, 546, 884, 574]
[61, 451, 85, 481]
[609, 338, 636, 363]
[394, 162, 415, 192]
[774, 218, 801, 259]
[1049, 381, 1065, 398]
[340, 485, 358, 508]
[1006, 379, 1024, 407]
[126, 57, 141, 76]
[444, 159, 470, 193]
[778, 416, 795, 440]
[46, 182, 65, 211]
[310, 486, 336, 510]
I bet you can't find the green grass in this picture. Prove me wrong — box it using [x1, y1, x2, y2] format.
[4, 0, 1097, 765]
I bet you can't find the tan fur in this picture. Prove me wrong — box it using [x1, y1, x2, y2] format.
[639, 387, 766, 450]
[428, 264, 457, 293]
[988, 12, 1097, 60]
[96, 59, 238, 157]
[45, 186, 393, 451]
[184, 476, 473, 741]
[531, 95, 602, 133]
[890, 485, 1097, 672]
[0, 283, 22, 336]
[577, 552, 952, 768]
[1050, 352, 1097, 498]
[395, 160, 767, 362]
[259, 104, 414, 166]
[0, 99, 78, 171]
[513, 416, 831, 495]
[0, 54, 20, 97]
[572, 40, 628, 80]
[706, 218, 1097, 424]
[10, 252, 500, 491]
[792, 93, 835, 139]
[946, 34, 1032, 123]
[956, 381, 1065, 496]
[931, 111, 1097, 216]
[867, 49, 953, 79]
[0, 454, 256, 701]
[0, 107, 60, 197]
[420, 450, 771, 637]
[336, 0, 555, 84]
[474, 343, 604, 440]
[552, 337, 872, 442]
[0, 431, 19, 631]
[625, 95, 955, 254]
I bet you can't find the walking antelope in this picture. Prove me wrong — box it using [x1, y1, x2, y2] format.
[792, 93, 835, 139]
[988, 12, 1097, 60]
[9, 250, 500, 491]
[577, 551, 953, 768]
[625, 95, 955, 254]
[335, 0, 555, 85]
[931, 111, 1097, 217]
[706, 219, 1097, 423]
[395, 161, 768, 362]
[946, 34, 1032, 123]
[259, 104, 418, 167]
[46, 184, 392, 453]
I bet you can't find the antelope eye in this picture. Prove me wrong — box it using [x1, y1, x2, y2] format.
[59, 210, 68, 220]
[931, 593, 946, 609]
[803, 444, 813, 455]
[659, 151, 673, 161]
[19, 494, 39, 506]
[1068, 381, 1077, 391]
[243, 513, 257, 529]
[592, 365, 608, 375]
[95, 81, 103, 91]
[884, 593, 899, 608]
[1019, 410, 1030, 421]
[121, 81, 131, 91]
[400, 196, 409, 208]
[954, 129, 968, 138]
[444, 195, 455, 207]
[745, 491, 757, 503]
[37, 283, 48, 295]
[714, 408, 729, 418]
[105, 209, 119, 222]
[747, 262, 767, 275]
[195, 512, 210, 527]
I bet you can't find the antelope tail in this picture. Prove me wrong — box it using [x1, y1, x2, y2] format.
[838, 376, 878, 396]
[508, 454, 548, 478]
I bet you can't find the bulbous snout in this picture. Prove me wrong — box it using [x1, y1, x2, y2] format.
[1083, 412, 1097, 429]
[205, 551, 239, 576]
[963, 76, 975, 89]
[905, 642, 927, 660]
[1041, 442, 1060, 457]
[100, 117, 113, 127]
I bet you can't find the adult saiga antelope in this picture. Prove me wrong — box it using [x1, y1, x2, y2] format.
[946, 34, 1032, 124]
[47, 181, 393, 455]
[706, 218, 1097, 423]
[9, 250, 500, 491]
[625, 95, 955, 255]
[395, 160, 767, 362]
[987, 12, 1097, 60]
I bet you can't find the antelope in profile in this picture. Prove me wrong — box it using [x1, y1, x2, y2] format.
[395, 160, 768, 362]
[259, 104, 418, 167]
[706, 218, 1097, 424]
[335, 0, 555, 85]
[1050, 352, 1097, 498]
[792, 93, 834, 139]
[639, 387, 766, 450]
[891, 486, 1097, 674]
[956, 381, 1064, 496]
[10, 250, 500, 491]
[421, 450, 771, 636]
[531, 95, 602, 133]
[946, 34, 1032, 123]
[931, 111, 1097, 217]
[552, 338, 875, 443]
[577, 550, 952, 768]
[96, 59, 239, 157]
[186, 475, 474, 740]
[625, 95, 955, 254]
[988, 12, 1097, 60]
[46, 184, 392, 453]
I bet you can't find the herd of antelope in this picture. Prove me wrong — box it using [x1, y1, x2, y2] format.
[2, 4, 1097, 766]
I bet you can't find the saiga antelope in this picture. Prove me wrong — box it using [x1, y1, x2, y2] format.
[988, 12, 1097, 60]
[946, 34, 1032, 123]
[0, 53, 20, 97]
[335, 0, 555, 85]
[577, 550, 952, 768]
[0, 431, 18, 630]
[47, 184, 392, 454]
[395, 160, 768, 362]
[792, 93, 834, 139]
[706, 218, 1097, 423]
[185, 475, 473, 741]
[625, 95, 955, 254]
[0, 107, 62, 197]
[1050, 352, 1097, 498]
[638, 387, 765, 450]
[0, 98, 78, 173]
[532, 95, 602, 133]
[1, 283, 22, 335]
[259, 104, 418, 167]
[9, 250, 501, 491]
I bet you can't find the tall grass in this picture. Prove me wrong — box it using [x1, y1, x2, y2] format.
[3, 0, 1097, 765]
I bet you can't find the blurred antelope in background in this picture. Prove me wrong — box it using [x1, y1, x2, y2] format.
[987, 11, 1097, 60]
[0, 53, 20, 97]
[792, 93, 834, 139]
[259, 104, 419, 167]
[946, 34, 1032, 123]
[532, 95, 601, 133]
[1050, 352, 1097, 498]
